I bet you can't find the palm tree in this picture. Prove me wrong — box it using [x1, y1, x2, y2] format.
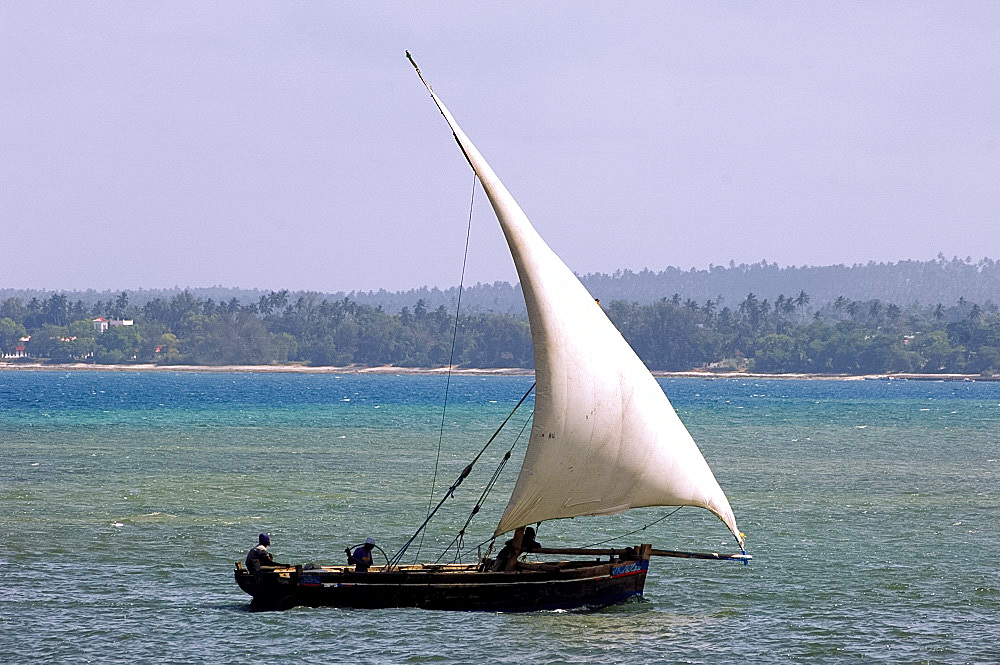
[833, 295, 847, 312]
[738, 293, 757, 318]
[933, 303, 945, 321]
[869, 299, 883, 323]
[739, 293, 759, 330]
[703, 299, 715, 322]
[46, 293, 69, 326]
[772, 295, 786, 331]
[969, 304, 982, 322]
[113, 291, 130, 319]
[795, 290, 810, 310]
[847, 300, 859, 320]
[270, 290, 289, 312]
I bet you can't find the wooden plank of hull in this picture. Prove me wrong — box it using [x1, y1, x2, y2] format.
[236, 558, 649, 612]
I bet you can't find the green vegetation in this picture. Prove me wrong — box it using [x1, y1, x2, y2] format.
[606, 293, 1000, 375]
[4, 255, 1000, 317]
[2, 289, 999, 375]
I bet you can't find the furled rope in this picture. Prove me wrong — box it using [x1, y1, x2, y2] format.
[388, 382, 536, 570]
[414, 174, 477, 563]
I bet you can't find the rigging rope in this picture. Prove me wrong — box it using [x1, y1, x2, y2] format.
[458, 504, 690, 561]
[414, 174, 477, 562]
[388, 382, 536, 570]
[581, 507, 683, 548]
[436, 409, 533, 564]
[454, 476, 683, 561]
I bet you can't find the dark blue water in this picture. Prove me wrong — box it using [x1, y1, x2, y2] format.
[2, 372, 998, 663]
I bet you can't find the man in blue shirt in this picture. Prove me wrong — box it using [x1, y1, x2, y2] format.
[345, 537, 375, 572]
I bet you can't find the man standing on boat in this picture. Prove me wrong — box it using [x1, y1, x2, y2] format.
[345, 537, 375, 572]
[492, 527, 541, 571]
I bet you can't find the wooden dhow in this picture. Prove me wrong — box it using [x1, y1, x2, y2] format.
[235, 53, 749, 611]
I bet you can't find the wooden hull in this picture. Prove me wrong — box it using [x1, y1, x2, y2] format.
[236, 556, 650, 612]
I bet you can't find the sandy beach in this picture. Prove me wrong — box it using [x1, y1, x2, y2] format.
[0, 361, 993, 381]
[0, 361, 533, 376]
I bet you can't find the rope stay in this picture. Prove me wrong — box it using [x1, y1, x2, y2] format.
[582, 507, 683, 548]
[415, 174, 477, 562]
[388, 382, 536, 570]
[458, 508, 684, 561]
[450, 507, 686, 564]
[435, 409, 533, 564]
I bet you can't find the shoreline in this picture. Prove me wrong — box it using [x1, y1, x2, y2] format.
[0, 362, 994, 381]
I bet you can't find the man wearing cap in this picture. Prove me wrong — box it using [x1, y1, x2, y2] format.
[345, 537, 376, 572]
[246, 533, 276, 576]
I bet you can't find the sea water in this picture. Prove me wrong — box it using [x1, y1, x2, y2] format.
[1, 372, 998, 664]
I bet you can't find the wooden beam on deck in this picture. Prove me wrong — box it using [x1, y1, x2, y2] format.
[530, 546, 750, 562]
[650, 549, 751, 562]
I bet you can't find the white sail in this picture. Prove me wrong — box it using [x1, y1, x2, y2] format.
[411, 57, 743, 546]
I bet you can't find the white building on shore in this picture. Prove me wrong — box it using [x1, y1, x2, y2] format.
[93, 318, 133, 334]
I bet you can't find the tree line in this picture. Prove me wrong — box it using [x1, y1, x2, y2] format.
[4, 254, 1000, 317]
[1, 289, 999, 375]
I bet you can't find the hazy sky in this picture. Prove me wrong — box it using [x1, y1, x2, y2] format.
[3, 2, 998, 292]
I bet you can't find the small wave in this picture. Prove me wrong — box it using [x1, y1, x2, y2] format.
[120, 512, 180, 523]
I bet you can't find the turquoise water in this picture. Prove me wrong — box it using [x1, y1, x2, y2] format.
[2, 372, 998, 664]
